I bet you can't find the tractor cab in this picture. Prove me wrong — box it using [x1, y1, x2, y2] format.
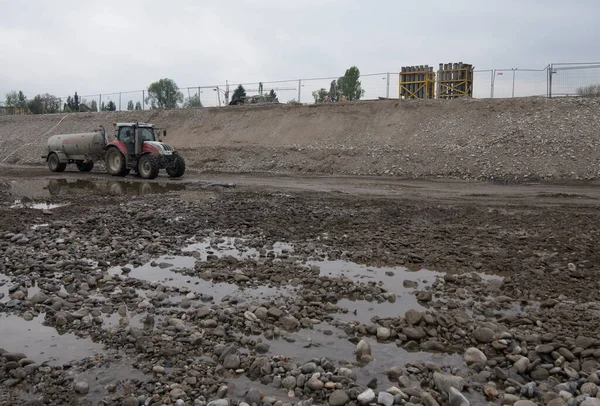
[114, 122, 166, 155]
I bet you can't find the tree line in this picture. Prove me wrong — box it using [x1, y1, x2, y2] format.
[2, 66, 365, 114]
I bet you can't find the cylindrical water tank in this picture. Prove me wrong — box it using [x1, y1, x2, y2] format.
[47, 132, 106, 158]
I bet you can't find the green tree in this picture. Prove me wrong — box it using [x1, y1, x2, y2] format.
[90, 100, 98, 112]
[146, 78, 184, 109]
[63, 103, 71, 113]
[106, 101, 117, 111]
[127, 100, 134, 110]
[312, 88, 329, 103]
[337, 66, 364, 101]
[268, 89, 278, 102]
[28, 93, 60, 114]
[135, 101, 142, 110]
[101, 101, 106, 111]
[27, 95, 43, 114]
[183, 94, 203, 108]
[16, 91, 27, 108]
[4, 91, 18, 107]
[66, 92, 80, 112]
[232, 84, 246, 102]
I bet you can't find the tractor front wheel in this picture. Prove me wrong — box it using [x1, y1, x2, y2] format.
[137, 154, 159, 179]
[166, 155, 186, 178]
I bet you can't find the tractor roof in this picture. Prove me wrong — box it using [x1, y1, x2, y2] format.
[113, 122, 154, 127]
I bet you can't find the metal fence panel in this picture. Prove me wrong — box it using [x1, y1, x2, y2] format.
[550, 63, 600, 97]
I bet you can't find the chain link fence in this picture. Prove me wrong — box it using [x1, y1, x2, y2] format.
[2, 62, 600, 115]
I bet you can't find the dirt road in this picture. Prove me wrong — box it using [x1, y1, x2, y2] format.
[1, 167, 600, 405]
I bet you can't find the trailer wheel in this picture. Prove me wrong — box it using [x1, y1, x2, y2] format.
[48, 153, 66, 172]
[166, 155, 186, 178]
[76, 161, 94, 172]
[105, 148, 129, 177]
[137, 154, 159, 179]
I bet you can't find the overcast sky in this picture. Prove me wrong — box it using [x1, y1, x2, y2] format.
[1, 0, 598, 103]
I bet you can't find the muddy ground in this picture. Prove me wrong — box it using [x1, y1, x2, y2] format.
[1, 168, 600, 406]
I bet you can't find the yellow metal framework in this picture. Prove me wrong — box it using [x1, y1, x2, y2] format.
[399, 70, 436, 99]
[437, 67, 474, 99]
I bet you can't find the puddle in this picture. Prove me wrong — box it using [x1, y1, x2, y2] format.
[108, 255, 295, 303]
[183, 237, 294, 261]
[259, 322, 465, 389]
[71, 357, 147, 404]
[0, 314, 104, 364]
[334, 298, 426, 324]
[7, 178, 186, 198]
[10, 200, 65, 210]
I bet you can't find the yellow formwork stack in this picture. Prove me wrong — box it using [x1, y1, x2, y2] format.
[399, 65, 436, 99]
[437, 63, 474, 99]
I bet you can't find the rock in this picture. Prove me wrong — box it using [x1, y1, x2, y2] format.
[152, 365, 165, 374]
[217, 385, 228, 398]
[280, 316, 300, 331]
[3, 353, 27, 362]
[580, 399, 600, 406]
[581, 383, 598, 396]
[170, 388, 186, 398]
[121, 397, 139, 406]
[357, 389, 375, 405]
[448, 387, 470, 406]
[535, 344, 554, 354]
[377, 327, 391, 341]
[403, 280, 418, 288]
[503, 394, 520, 405]
[385, 365, 403, 380]
[514, 401, 537, 406]
[576, 336, 596, 349]
[30, 292, 48, 304]
[307, 377, 324, 391]
[531, 367, 549, 380]
[514, 357, 530, 374]
[282, 376, 296, 389]
[328, 390, 349, 406]
[421, 392, 440, 406]
[355, 339, 372, 357]
[405, 309, 423, 325]
[118, 304, 127, 317]
[377, 391, 394, 406]
[338, 367, 357, 381]
[473, 327, 494, 343]
[464, 347, 487, 365]
[73, 381, 90, 394]
[254, 307, 268, 320]
[256, 343, 270, 354]
[546, 398, 566, 406]
[301, 362, 317, 374]
[267, 307, 283, 319]
[402, 327, 427, 340]
[55, 315, 67, 326]
[433, 372, 465, 395]
[207, 400, 229, 406]
[223, 354, 241, 369]
[245, 388, 262, 405]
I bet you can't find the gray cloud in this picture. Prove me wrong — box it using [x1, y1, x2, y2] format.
[1, 0, 598, 100]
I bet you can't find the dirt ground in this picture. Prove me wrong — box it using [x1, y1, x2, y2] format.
[1, 167, 600, 406]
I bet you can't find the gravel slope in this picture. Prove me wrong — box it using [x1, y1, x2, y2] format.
[0, 97, 599, 180]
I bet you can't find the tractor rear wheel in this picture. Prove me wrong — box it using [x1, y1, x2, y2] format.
[137, 154, 159, 179]
[48, 153, 66, 172]
[166, 155, 186, 178]
[105, 148, 129, 177]
[76, 161, 94, 172]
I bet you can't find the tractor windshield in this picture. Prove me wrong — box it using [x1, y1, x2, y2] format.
[139, 127, 156, 142]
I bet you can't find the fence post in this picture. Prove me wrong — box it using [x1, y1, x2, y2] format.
[99, 94, 102, 111]
[386, 73, 390, 98]
[119, 92, 122, 111]
[298, 79, 302, 103]
[512, 68, 516, 98]
[142, 90, 145, 110]
[490, 70, 495, 98]
[548, 64, 553, 98]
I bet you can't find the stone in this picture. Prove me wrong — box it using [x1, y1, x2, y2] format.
[223, 354, 241, 369]
[402, 327, 427, 340]
[121, 397, 139, 406]
[207, 400, 229, 406]
[377, 391, 394, 406]
[377, 327, 391, 341]
[245, 388, 262, 405]
[473, 327, 495, 343]
[338, 367, 357, 381]
[254, 307, 268, 320]
[170, 388, 186, 398]
[405, 309, 423, 325]
[118, 304, 127, 317]
[546, 399, 566, 406]
[576, 336, 596, 349]
[307, 377, 323, 391]
[502, 394, 520, 405]
[152, 365, 165, 374]
[535, 344, 554, 354]
[301, 362, 317, 374]
[357, 389, 375, 405]
[73, 381, 90, 394]
[581, 383, 599, 396]
[55, 315, 67, 326]
[328, 390, 349, 406]
[580, 399, 600, 406]
[514, 401, 537, 406]
[448, 387, 470, 406]
[385, 366, 403, 380]
[421, 392, 440, 406]
[531, 367, 549, 380]
[30, 292, 48, 304]
[267, 307, 283, 319]
[256, 343, 270, 354]
[514, 357, 530, 374]
[280, 316, 300, 331]
[22, 312, 34, 321]
[433, 372, 465, 395]
[355, 339, 372, 357]
[282, 376, 296, 389]
[464, 347, 487, 365]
